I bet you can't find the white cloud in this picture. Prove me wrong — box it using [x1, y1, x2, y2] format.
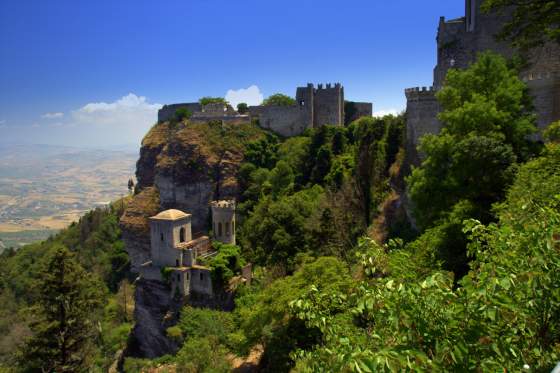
[225, 85, 263, 108]
[72, 93, 161, 126]
[0, 120, 6, 125]
[42, 112, 64, 119]
[372, 108, 401, 118]
[68, 93, 162, 146]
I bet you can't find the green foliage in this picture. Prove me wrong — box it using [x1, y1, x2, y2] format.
[408, 134, 517, 229]
[237, 102, 248, 114]
[262, 93, 296, 106]
[290, 201, 560, 371]
[199, 96, 227, 106]
[544, 120, 560, 143]
[243, 132, 279, 169]
[0, 202, 132, 369]
[204, 242, 246, 286]
[175, 306, 235, 346]
[235, 257, 352, 372]
[482, 0, 560, 51]
[175, 336, 231, 373]
[436, 52, 536, 160]
[19, 246, 104, 372]
[241, 186, 324, 268]
[175, 107, 192, 121]
[407, 52, 538, 277]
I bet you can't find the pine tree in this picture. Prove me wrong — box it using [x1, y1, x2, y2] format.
[19, 246, 103, 372]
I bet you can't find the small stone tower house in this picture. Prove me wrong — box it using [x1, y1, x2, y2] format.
[149, 209, 192, 267]
[211, 200, 236, 245]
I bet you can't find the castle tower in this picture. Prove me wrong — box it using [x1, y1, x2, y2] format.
[313, 82, 344, 128]
[149, 209, 192, 267]
[211, 200, 236, 245]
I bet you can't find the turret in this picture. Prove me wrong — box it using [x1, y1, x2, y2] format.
[149, 209, 192, 267]
[211, 200, 236, 245]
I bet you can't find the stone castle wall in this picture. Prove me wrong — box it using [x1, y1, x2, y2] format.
[404, 87, 441, 164]
[158, 103, 202, 122]
[313, 83, 344, 127]
[524, 72, 560, 131]
[407, 0, 560, 165]
[248, 83, 364, 137]
[253, 105, 308, 137]
[345, 102, 373, 124]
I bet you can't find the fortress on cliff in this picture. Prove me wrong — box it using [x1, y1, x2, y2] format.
[158, 83, 372, 137]
[405, 0, 560, 164]
[140, 200, 248, 298]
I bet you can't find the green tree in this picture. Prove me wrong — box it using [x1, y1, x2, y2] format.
[409, 52, 536, 230]
[407, 52, 536, 278]
[174, 107, 192, 121]
[544, 120, 560, 143]
[262, 93, 296, 106]
[19, 246, 103, 372]
[436, 52, 536, 160]
[352, 117, 388, 226]
[482, 0, 560, 51]
[199, 97, 227, 106]
[270, 160, 295, 198]
[237, 102, 249, 114]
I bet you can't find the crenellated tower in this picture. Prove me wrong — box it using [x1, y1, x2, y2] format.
[211, 200, 236, 245]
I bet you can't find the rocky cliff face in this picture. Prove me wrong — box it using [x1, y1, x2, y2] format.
[121, 119, 266, 358]
[125, 279, 181, 358]
[133, 121, 264, 233]
[120, 187, 160, 272]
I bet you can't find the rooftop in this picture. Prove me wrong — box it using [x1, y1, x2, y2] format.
[150, 209, 191, 221]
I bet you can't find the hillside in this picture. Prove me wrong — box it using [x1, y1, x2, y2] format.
[0, 144, 136, 249]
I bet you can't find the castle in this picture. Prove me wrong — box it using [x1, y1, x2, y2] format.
[139, 200, 238, 297]
[157, 83, 372, 137]
[405, 0, 560, 164]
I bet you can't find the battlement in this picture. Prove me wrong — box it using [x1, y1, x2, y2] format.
[521, 71, 560, 82]
[405, 86, 436, 94]
[316, 82, 342, 91]
[405, 87, 437, 101]
[211, 200, 235, 210]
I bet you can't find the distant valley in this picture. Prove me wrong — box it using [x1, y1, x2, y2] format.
[0, 144, 137, 249]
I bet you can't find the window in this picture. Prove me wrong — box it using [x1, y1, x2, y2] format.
[300, 100, 305, 106]
[179, 227, 186, 243]
[186, 272, 189, 280]
[218, 222, 222, 236]
[225, 222, 230, 235]
[160, 233, 164, 242]
[176, 259, 179, 266]
[200, 272, 204, 281]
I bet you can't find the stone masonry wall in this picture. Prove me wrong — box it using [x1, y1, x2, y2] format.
[254, 105, 308, 137]
[158, 103, 201, 122]
[313, 84, 344, 127]
[404, 87, 441, 165]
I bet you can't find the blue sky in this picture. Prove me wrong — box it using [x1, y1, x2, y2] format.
[0, 0, 464, 148]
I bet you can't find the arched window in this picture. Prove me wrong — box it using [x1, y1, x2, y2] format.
[218, 222, 222, 236]
[179, 227, 186, 243]
[225, 222, 230, 235]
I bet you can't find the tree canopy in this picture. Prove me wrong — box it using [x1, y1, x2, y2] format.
[262, 93, 296, 106]
[482, 0, 560, 51]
